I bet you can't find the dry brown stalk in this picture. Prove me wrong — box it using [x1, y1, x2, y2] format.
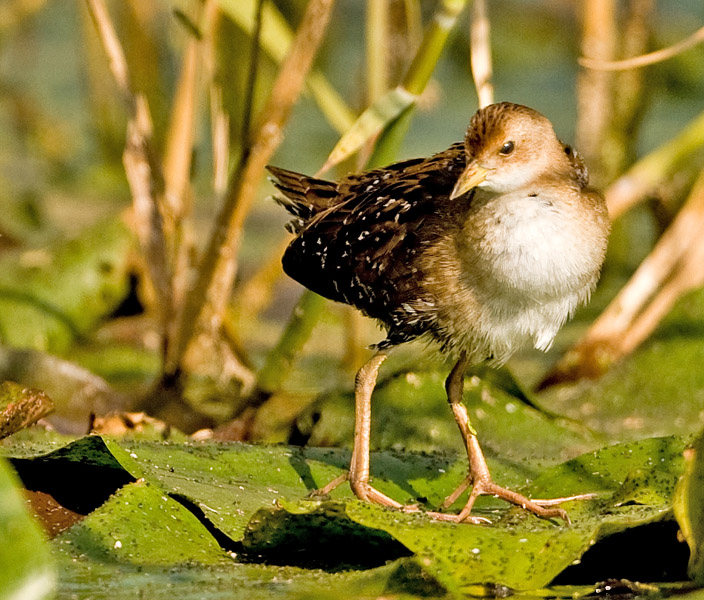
[202, 9, 231, 196]
[210, 85, 231, 195]
[470, 0, 493, 109]
[160, 0, 220, 374]
[84, 0, 172, 328]
[580, 24, 704, 71]
[169, 0, 337, 378]
[162, 43, 199, 221]
[607, 0, 652, 176]
[539, 168, 704, 389]
[576, 0, 617, 187]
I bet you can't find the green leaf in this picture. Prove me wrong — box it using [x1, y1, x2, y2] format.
[54, 552, 423, 600]
[319, 86, 416, 173]
[4, 434, 125, 466]
[244, 437, 686, 592]
[527, 436, 686, 500]
[4, 431, 692, 594]
[0, 218, 133, 354]
[55, 480, 228, 566]
[674, 430, 704, 583]
[541, 286, 704, 442]
[101, 438, 357, 541]
[0, 456, 54, 600]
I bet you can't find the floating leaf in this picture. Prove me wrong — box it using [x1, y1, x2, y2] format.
[674, 430, 704, 583]
[53, 551, 418, 600]
[56, 480, 228, 566]
[245, 436, 686, 592]
[0, 456, 54, 600]
[0, 218, 133, 354]
[2, 431, 694, 596]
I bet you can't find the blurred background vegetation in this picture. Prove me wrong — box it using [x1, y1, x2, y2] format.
[1, 0, 704, 453]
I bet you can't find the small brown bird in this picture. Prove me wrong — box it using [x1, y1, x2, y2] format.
[269, 102, 610, 523]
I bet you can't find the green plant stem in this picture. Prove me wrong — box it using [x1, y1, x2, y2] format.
[218, 0, 355, 134]
[402, 0, 466, 96]
[368, 0, 469, 171]
[320, 0, 468, 174]
[240, 0, 264, 148]
[255, 291, 326, 396]
[366, 0, 389, 103]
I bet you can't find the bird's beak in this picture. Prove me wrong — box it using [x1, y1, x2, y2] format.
[450, 163, 489, 199]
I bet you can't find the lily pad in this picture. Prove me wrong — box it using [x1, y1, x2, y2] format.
[674, 430, 704, 583]
[0, 456, 54, 600]
[54, 553, 433, 600]
[0, 218, 133, 354]
[527, 436, 686, 500]
[242, 436, 688, 592]
[2, 430, 695, 596]
[541, 287, 704, 442]
[102, 437, 469, 541]
[55, 480, 228, 566]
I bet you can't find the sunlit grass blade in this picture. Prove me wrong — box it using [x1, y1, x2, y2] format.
[319, 0, 468, 174]
[318, 86, 416, 174]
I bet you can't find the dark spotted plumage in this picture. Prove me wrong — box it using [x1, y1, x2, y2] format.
[269, 144, 467, 348]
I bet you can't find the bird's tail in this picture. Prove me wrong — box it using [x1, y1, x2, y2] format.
[267, 166, 339, 230]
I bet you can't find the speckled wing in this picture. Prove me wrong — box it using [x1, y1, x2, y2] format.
[269, 143, 467, 346]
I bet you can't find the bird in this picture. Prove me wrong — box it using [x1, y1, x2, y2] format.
[268, 101, 610, 524]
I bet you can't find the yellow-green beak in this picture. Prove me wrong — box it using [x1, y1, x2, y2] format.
[450, 163, 489, 199]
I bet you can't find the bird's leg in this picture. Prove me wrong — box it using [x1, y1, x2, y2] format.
[434, 354, 579, 524]
[310, 350, 417, 511]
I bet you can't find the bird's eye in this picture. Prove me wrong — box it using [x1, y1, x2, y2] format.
[564, 145, 573, 157]
[499, 141, 515, 155]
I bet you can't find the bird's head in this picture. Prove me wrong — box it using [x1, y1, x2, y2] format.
[451, 102, 579, 199]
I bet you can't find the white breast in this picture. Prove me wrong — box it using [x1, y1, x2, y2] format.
[449, 191, 601, 363]
[475, 193, 595, 299]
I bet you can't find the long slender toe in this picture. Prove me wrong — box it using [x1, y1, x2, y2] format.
[427, 510, 491, 524]
[483, 482, 572, 524]
[308, 472, 349, 497]
[440, 475, 471, 510]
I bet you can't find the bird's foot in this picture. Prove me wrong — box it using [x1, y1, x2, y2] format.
[436, 475, 597, 525]
[308, 471, 420, 513]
